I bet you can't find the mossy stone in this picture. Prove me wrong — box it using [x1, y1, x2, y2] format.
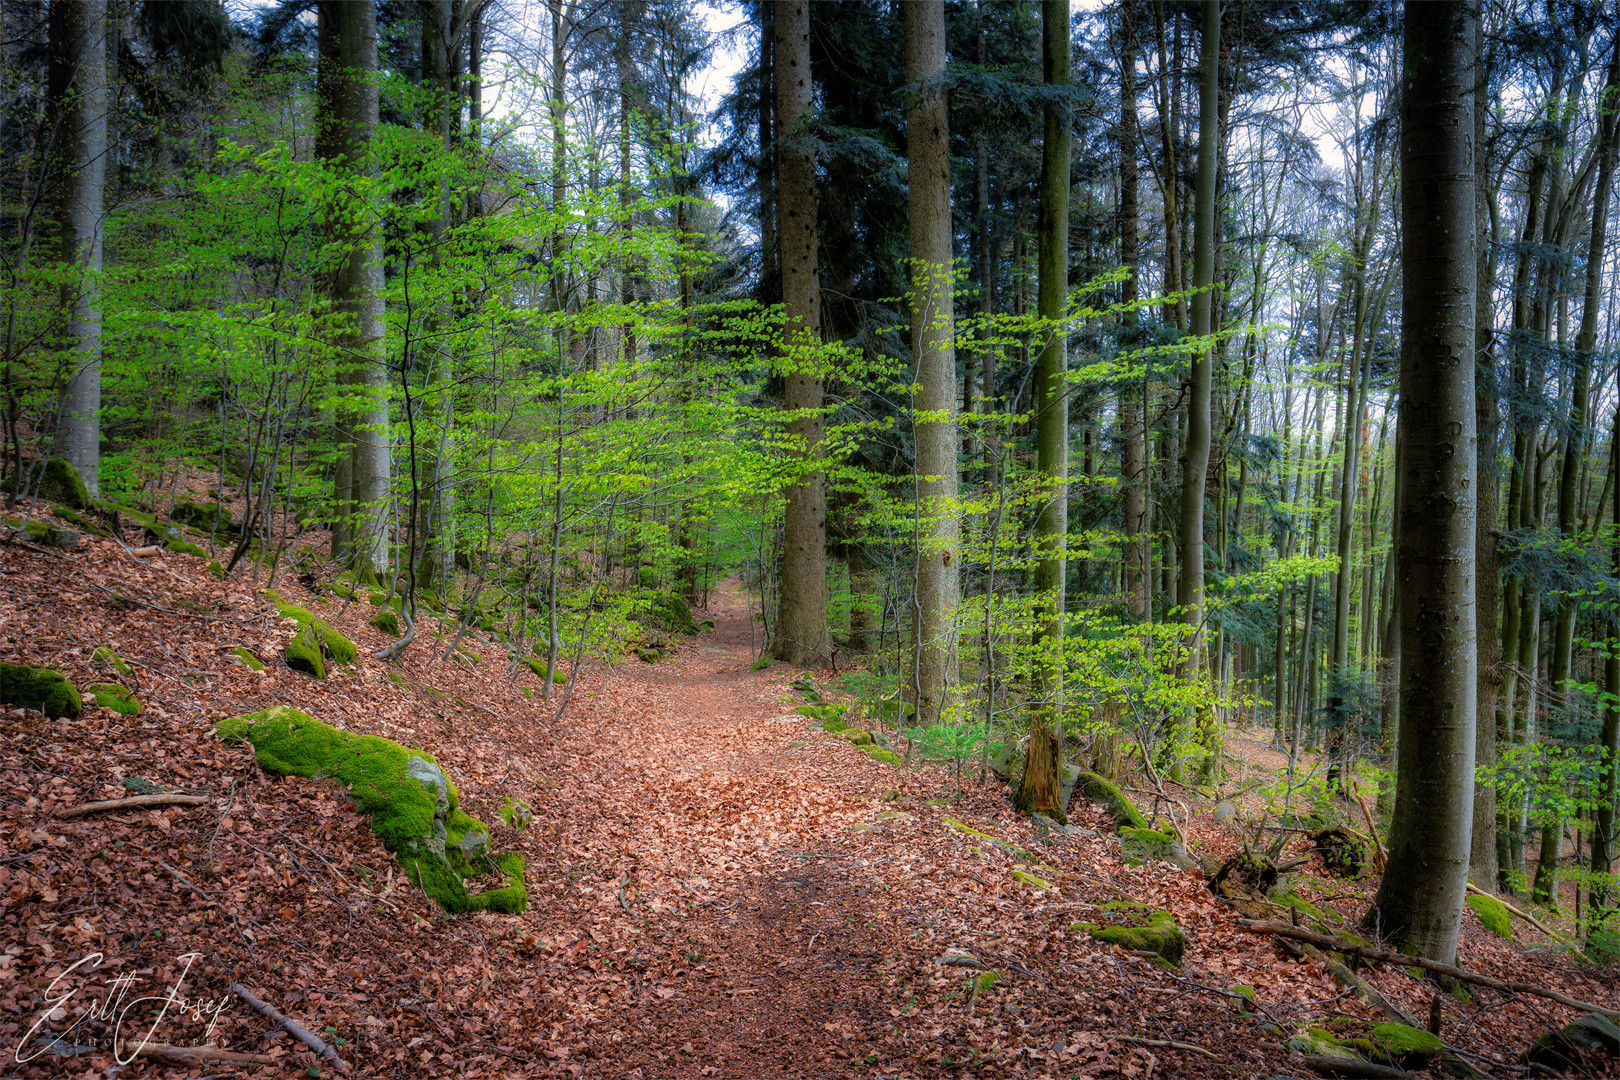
[165, 537, 208, 558]
[841, 728, 873, 746]
[5, 457, 91, 509]
[274, 599, 357, 672]
[216, 706, 524, 914]
[0, 664, 82, 718]
[749, 655, 771, 672]
[795, 702, 847, 723]
[86, 682, 140, 716]
[866, 748, 900, 765]
[169, 499, 229, 533]
[370, 610, 400, 636]
[1369, 1023, 1443, 1066]
[24, 520, 79, 550]
[1075, 903, 1186, 966]
[284, 625, 326, 678]
[1465, 893, 1513, 938]
[91, 645, 133, 678]
[228, 646, 265, 672]
[1077, 771, 1147, 828]
[1119, 826, 1197, 870]
[820, 718, 849, 733]
[47, 504, 109, 537]
[1012, 869, 1053, 890]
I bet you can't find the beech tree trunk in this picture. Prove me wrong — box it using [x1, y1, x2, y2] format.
[1370, 0, 1478, 965]
[769, 0, 830, 668]
[318, 0, 391, 582]
[904, 0, 960, 723]
[1017, 0, 1070, 817]
[1118, 11, 1148, 622]
[47, 0, 107, 496]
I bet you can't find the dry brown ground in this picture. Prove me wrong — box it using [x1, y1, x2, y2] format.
[0, 512, 1615, 1079]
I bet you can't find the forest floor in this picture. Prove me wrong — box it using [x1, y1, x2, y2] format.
[1, 514, 1617, 1078]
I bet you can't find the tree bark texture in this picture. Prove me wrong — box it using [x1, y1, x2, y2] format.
[903, 0, 960, 723]
[1371, 0, 1478, 966]
[47, 0, 107, 496]
[769, 0, 830, 668]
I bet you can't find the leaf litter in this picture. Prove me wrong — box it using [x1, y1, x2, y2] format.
[0, 525, 1614, 1078]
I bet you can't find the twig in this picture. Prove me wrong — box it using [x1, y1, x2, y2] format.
[157, 860, 215, 900]
[1112, 1034, 1218, 1060]
[1351, 789, 1388, 872]
[1238, 920, 1619, 1020]
[1301, 1054, 1412, 1079]
[229, 982, 349, 1072]
[52, 793, 215, 820]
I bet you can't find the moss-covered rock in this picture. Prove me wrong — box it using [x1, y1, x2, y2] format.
[1369, 1023, 1443, 1066]
[91, 645, 133, 679]
[165, 537, 209, 558]
[47, 504, 109, 538]
[169, 499, 230, 534]
[1076, 771, 1147, 828]
[284, 624, 326, 678]
[272, 594, 358, 676]
[0, 663, 82, 718]
[820, 718, 849, 733]
[749, 654, 771, 672]
[1119, 826, 1198, 870]
[85, 682, 140, 716]
[216, 706, 524, 915]
[841, 728, 873, 746]
[1465, 892, 1513, 938]
[866, 748, 900, 765]
[1076, 902, 1186, 966]
[370, 610, 400, 636]
[795, 702, 847, 724]
[4, 457, 91, 509]
[228, 646, 265, 672]
[24, 520, 79, 550]
[1012, 869, 1054, 890]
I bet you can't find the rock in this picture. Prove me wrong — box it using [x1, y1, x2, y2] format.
[937, 951, 984, 969]
[1214, 800, 1239, 823]
[841, 728, 872, 746]
[4, 457, 91, 509]
[0, 663, 82, 718]
[216, 706, 525, 914]
[866, 748, 900, 765]
[1057, 762, 1082, 812]
[1368, 1023, 1443, 1067]
[795, 702, 846, 724]
[168, 499, 230, 533]
[790, 674, 822, 702]
[24, 521, 79, 550]
[1465, 892, 1512, 938]
[228, 646, 265, 671]
[91, 645, 133, 679]
[1119, 826, 1199, 870]
[370, 610, 400, 636]
[85, 682, 140, 716]
[1075, 771, 1147, 828]
[499, 797, 533, 831]
[1286, 1029, 1363, 1065]
[272, 594, 357, 677]
[1075, 902, 1186, 966]
[284, 624, 326, 678]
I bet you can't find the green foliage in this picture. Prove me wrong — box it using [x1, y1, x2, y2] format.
[86, 683, 141, 717]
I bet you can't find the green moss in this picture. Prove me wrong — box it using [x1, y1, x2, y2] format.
[1369, 1023, 1443, 1065]
[228, 646, 265, 672]
[207, 561, 225, 580]
[1075, 903, 1186, 966]
[970, 970, 1001, 995]
[47, 504, 109, 537]
[165, 537, 209, 558]
[274, 599, 358, 672]
[1012, 869, 1053, 890]
[1465, 893, 1513, 939]
[749, 655, 771, 672]
[387, 672, 407, 686]
[216, 706, 523, 914]
[23, 520, 78, 549]
[866, 748, 900, 765]
[841, 728, 873, 746]
[91, 645, 133, 678]
[795, 702, 847, 723]
[820, 718, 849, 732]
[86, 682, 140, 716]
[284, 625, 326, 678]
[370, 610, 400, 636]
[1077, 771, 1146, 828]
[331, 581, 361, 601]
[169, 499, 229, 533]
[5, 457, 92, 508]
[1119, 826, 1180, 866]
[498, 797, 533, 830]
[0, 663, 82, 718]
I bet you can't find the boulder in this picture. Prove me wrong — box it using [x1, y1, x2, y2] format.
[24, 521, 79, 550]
[4, 457, 91, 509]
[1075, 901, 1185, 966]
[1525, 1012, 1620, 1073]
[0, 663, 82, 718]
[1075, 771, 1147, 828]
[85, 682, 140, 716]
[216, 706, 526, 914]
[1119, 826, 1199, 870]
[1465, 892, 1512, 938]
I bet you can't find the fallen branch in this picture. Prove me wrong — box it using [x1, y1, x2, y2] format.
[1302, 1055, 1412, 1079]
[52, 794, 215, 820]
[1112, 1034, 1218, 1060]
[1238, 920, 1619, 1021]
[1293, 941, 1419, 1027]
[31, 1035, 276, 1066]
[229, 982, 349, 1072]
[1351, 790, 1387, 872]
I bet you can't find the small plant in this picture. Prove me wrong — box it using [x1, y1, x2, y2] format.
[907, 720, 994, 798]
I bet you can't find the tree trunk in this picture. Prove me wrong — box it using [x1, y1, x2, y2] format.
[1370, 0, 1478, 965]
[1118, 10, 1148, 622]
[1178, 0, 1218, 666]
[903, 0, 960, 725]
[47, 0, 108, 496]
[769, 0, 830, 668]
[318, 0, 390, 583]
[1016, 0, 1071, 818]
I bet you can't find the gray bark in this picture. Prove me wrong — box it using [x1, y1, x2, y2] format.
[1371, 0, 1479, 965]
[903, 0, 960, 722]
[47, 0, 108, 496]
